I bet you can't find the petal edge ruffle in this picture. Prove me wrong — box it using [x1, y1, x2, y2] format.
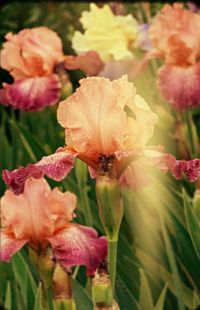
[3, 148, 77, 195]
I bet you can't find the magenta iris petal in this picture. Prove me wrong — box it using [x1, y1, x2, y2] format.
[2, 148, 77, 195]
[158, 64, 200, 110]
[0, 230, 28, 262]
[145, 147, 200, 182]
[49, 224, 108, 276]
[0, 74, 61, 111]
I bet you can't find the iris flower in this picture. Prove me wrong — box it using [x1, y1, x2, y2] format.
[148, 3, 200, 110]
[0, 178, 107, 275]
[0, 27, 103, 111]
[3, 76, 200, 195]
[72, 3, 138, 62]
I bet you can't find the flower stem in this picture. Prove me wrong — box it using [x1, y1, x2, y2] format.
[108, 238, 118, 294]
[184, 110, 196, 158]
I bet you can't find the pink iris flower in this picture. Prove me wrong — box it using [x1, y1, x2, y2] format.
[2, 76, 200, 195]
[147, 3, 200, 110]
[0, 178, 107, 275]
[0, 27, 103, 111]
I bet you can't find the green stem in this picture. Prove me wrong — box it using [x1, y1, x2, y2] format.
[108, 238, 118, 295]
[184, 110, 195, 158]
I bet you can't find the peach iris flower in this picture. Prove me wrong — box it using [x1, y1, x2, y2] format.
[0, 27, 103, 111]
[0, 27, 64, 111]
[3, 76, 200, 195]
[148, 3, 200, 109]
[0, 178, 107, 275]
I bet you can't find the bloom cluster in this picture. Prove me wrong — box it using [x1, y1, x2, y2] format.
[1, 2, 200, 309]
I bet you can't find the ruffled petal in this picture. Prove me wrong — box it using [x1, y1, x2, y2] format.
[0, 75, 61, 111]
[49, 224, 108, 276]
[2, 148, 77, 195]
[144, 146, 200, 182]
[64, 51, 104, 76]
[57, 76, 127, 159]
[0, 230, 28, 262]
[157, 64, 200, 110]
[48, 188, 76, 222]
[2, 164, 43, 195]
[1, 27, 64, 79]
[1, 179, 54, 241]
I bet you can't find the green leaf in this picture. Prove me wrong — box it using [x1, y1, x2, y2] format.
[34, 282, 47, 310]
[115, 273, 141, 310]
[9, 120, 47, 161]
[139, 269, 154, 310]
[137, 248, 200, 309]
[73, 279, 92, 310]
[159, 213, 185, 310]
[4, 281, 12, 310]
[183, 189, 200, 259]
[12, 251, 37, 309]
[154, 285, 167, 310]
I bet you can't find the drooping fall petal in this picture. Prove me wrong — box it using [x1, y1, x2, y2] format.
[0, 75, 61, 111]
[3, 148, 77, 195]
[0, 230, 28, 262]
[49, 224, 108, 276]
[64, 51, 104, 76]
[2, 164, 43, 195]
[157, 64, 200, 110]
[144, 146, 200, 182]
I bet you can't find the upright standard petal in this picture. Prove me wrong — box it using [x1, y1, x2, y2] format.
[0, 75, 61, 111]
[1, 178, 78, 250]
[72, 3, 138, 62]
[57, 77, 128, 159]
[0, 230, 28, 262]
[49, 224, 108, 276]
[3, 148, 77, 195]
[149, 3, 200, 66]
[1, 27, 64, 79]
[157, 64, 200, 110]
[1, 179, 53, 242]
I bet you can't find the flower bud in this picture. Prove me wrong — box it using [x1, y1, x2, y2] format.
[92, 272, 113, 307]
[29, 247, 55, 289]
[96, 174, 124, 240]
[52, 263, 71, 299]
[193, 190, 200, 220]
